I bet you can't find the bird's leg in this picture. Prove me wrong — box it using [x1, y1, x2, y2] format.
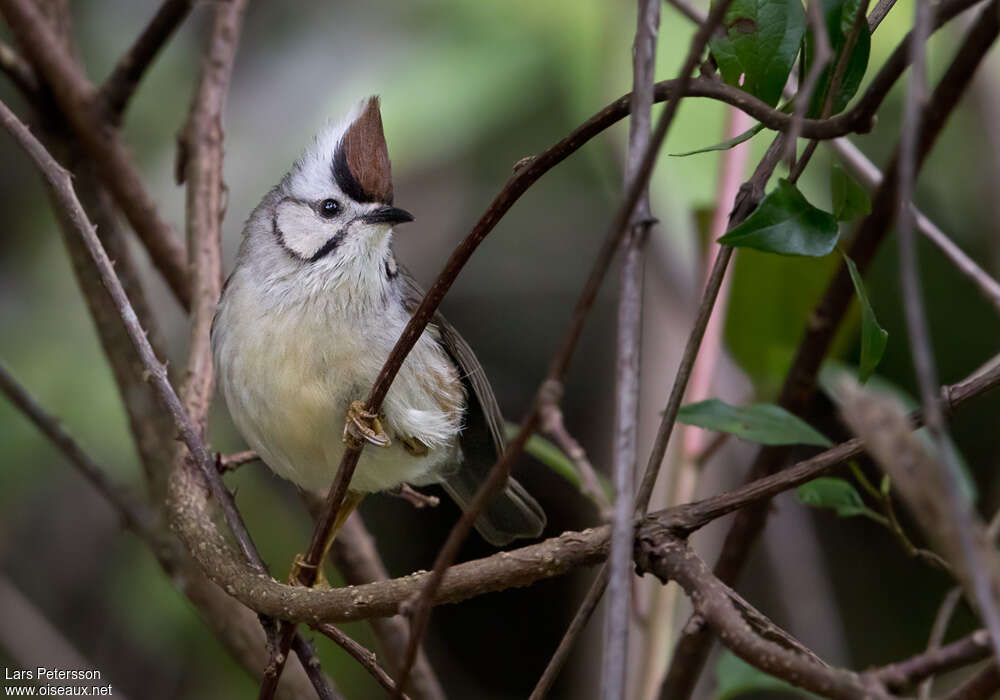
[290, 491, 365, 588]
[343, 400, 391, 448]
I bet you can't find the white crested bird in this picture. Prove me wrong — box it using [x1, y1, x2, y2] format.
[212, 97, 546, 567]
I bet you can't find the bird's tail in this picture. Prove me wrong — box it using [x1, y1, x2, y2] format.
[441, 470, 546, 547]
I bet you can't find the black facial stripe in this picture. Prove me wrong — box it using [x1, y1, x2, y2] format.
[332, 146, 392, 204]
[309, 230, 346, 262]
[271, 197, 345, 263]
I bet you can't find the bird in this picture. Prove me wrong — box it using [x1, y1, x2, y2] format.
[211, 96, 546, 573]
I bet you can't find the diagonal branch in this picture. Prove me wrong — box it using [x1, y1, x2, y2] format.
[98, 0, 196, 121]
[838, 379, 1000, 668]
[0, 96, 335, 700]
[0, 0, 191, 308]
[828, 136, 1000, 316]
[660, 5, 1000, 694]
[634, 532, 894, 700]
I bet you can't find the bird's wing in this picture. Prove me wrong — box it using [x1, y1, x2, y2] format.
[396, 269, 504, 456]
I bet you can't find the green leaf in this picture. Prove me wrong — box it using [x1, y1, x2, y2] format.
[830, 162, 871, 221]
[715, 650, 819, 700]
[840, 250, 888, 382]
[803, 0, 871, 116]
[796, 477, 871, 517]
[677, 399, 832, 447]
[671, 121, 766, 157]
[718, 179, 840, 256]
[709, 0, 806, 107]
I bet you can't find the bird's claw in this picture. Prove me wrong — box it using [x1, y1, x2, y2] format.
[343, 400, 391, 448]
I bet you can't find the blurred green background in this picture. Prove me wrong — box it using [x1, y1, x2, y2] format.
[1, 1, 999, 698]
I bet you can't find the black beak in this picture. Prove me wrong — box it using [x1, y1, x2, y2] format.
[361, 206, 414, 226]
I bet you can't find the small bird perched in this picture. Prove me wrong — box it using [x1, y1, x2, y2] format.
[212, 96, 545, 558]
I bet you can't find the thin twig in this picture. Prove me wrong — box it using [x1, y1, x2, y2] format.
[635, 532, 894, 700]
[328, 513, 446, 700]
[98, 0, 196, 121]
[897, 0, 1000, 667]
[783, 0, 832, 164]
[391, 2, 735, 696]
[828, 136, 1000, 316]
[789, 0, 871, 183]
[313, 623, 412, 700]
[660, 8, 1000, 694]
[538, 380, 612, 516]
[0, 97, 335, 700]
[0, 0, 191, 308]
[0, 361, 157, 535]
[603, 2, 660, 696]
[869, 0, 900, 30]
[147, 351, 1000, 626]
[872, 628, 992, 691]
[218, 449, 261, 473]
[176, 0, 246, 430]
[941, 663, 1000, 700]
[0, 38, 39, 99]
[920, 588, 965, 699]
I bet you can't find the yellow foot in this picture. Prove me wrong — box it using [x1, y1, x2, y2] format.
[343, 400, 391, 448]
[289, 554, 333, 588]
[401, 435, 428, 457]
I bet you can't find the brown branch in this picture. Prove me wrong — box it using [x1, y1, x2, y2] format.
[783, 0, 832, 164]
[871, 629, 992, 691]
[660, 6, 1000, 694]
[176, 0, 246, 430]
[0, 0, 191, 308]
[218, 449, 261, 473]
[634, 532, 894, 700]
[313, 623, 411, 700]
[838, 378, 1000, 668]
[391, 2, 737, 696]
[0, 38, 39, 99]
[539, 380, 612, 516]
[0, 355, 332, 700]
[895, 0, 1000, 664]
[0, 95, 335, 700]
[528, 567, 610, 700]
[942, 664, 1000, 700]
[98, 0, 196, 121]
[147, 352, 1000, 627]
[329, 514, 446, 700]
[0, 362, 157, 535]
[604, 2, 660, 696]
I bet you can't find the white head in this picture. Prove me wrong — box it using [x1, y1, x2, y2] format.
[236, 96, 413, 304]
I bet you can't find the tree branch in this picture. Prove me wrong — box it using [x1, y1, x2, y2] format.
[660, 5, 1000, 693]
[603, 2, 660, 696]
[98, 0, 196, 121]
[0, 0, 191, 307]
[634, 532, 894, 700]
[176, 0, 246, 429]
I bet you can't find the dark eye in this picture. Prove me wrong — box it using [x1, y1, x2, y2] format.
[319, 199, 341, 218]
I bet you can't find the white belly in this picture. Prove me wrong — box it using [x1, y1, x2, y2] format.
[213, 276, 465, 494]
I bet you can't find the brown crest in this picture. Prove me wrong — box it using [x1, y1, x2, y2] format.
[333, 96, 394, 204]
